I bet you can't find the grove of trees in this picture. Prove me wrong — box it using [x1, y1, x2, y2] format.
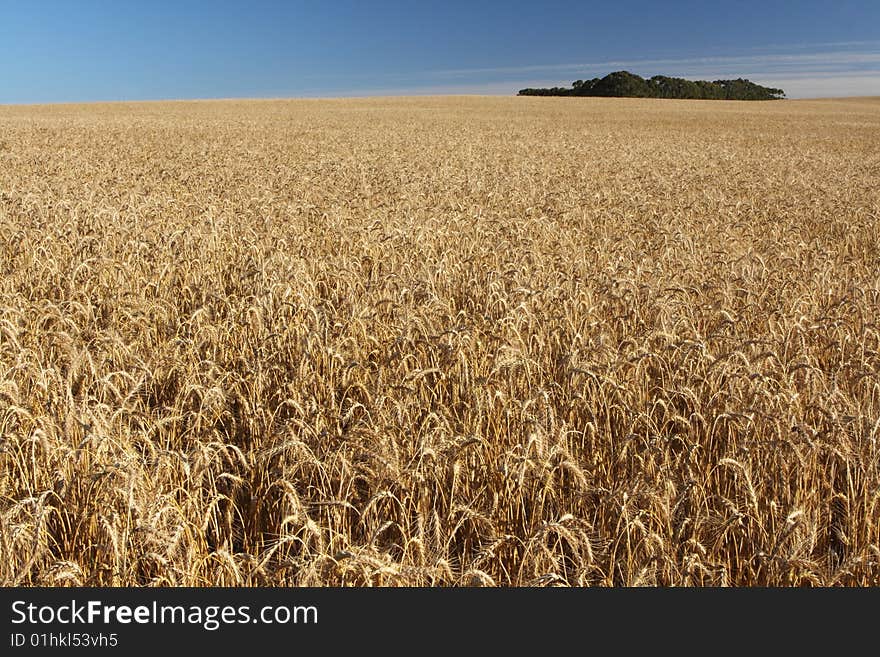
[519, 71, 785, 100]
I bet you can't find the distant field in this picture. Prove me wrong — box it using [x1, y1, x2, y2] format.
[1, 96, 878, 586]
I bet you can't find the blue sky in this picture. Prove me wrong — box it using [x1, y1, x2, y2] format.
[1, 1, 879, 103]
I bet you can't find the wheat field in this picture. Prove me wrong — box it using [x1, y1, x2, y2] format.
[1, 96, 878, 586]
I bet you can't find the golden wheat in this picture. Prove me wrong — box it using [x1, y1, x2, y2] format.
[1, 95, 878, 586]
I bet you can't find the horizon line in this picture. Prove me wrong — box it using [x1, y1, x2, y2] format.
[4, 92, 880, 109]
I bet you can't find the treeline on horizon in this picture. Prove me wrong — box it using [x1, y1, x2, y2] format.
[518, 70, 785, 100]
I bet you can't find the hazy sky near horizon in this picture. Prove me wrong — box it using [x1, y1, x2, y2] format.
[2, 1, 879, 103]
